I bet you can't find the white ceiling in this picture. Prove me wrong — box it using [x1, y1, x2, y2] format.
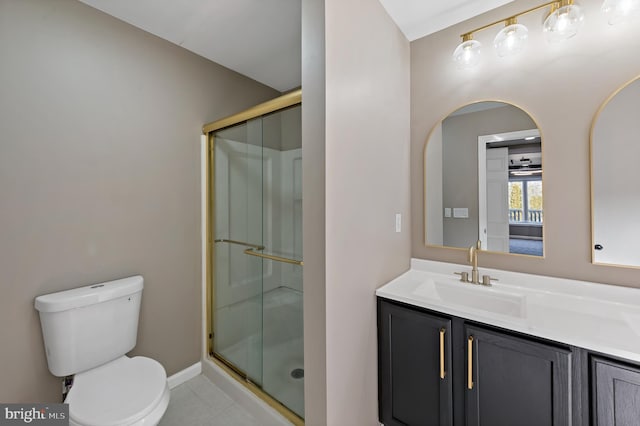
[78, 0, 514, 92]
[378, 0, 515, 41]
[79, 0, 301, 92]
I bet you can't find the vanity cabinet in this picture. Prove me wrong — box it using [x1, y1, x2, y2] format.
[378, 298, 572, 426]
[592, 356, 640, 425]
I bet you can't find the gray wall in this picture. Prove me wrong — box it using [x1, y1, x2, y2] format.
[323, 0, 411, 423]
[0, 0, 277, 403]
[411, 0, 640, 287]
[441, 105, 536, 247]
[302, 0, 411, 423]
[425, 122, 443, 245]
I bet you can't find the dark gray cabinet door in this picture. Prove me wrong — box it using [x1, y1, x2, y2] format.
[464, 325, 571, 426]
[378, 300, 453, 426]
[592, 356, 640, 426]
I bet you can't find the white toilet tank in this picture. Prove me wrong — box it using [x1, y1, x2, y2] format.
[35, 276, 144, 377]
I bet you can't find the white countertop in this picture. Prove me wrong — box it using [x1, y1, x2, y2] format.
[376, 259, 640, 363]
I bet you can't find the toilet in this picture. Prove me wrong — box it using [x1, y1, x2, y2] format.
[35, 276, 170, 426]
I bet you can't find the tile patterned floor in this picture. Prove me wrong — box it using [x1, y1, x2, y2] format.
[159, 375, 262, 426]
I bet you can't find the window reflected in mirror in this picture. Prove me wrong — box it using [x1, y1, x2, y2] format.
[424, 101, 544, 257]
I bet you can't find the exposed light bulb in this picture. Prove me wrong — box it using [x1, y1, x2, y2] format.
[557, 12, 570, 32]
[543, 2, 585, 42]
[452, 35, 482, 69]
[602, 0, 640, 24]
[494, 20, 528, 57]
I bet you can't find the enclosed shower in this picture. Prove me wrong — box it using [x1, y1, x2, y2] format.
[204, 91, 303, 422]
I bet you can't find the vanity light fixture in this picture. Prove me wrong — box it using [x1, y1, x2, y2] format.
[452, 34, 482, 69]
[543, 0, 585, 42]
[453, 0, 585, 68]
[494, 17, 529, 57]
[602, 0, 640, 24]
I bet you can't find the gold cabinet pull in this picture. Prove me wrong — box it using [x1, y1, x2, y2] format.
[439, 328, 446, 379]
[467, 335, 474, 390]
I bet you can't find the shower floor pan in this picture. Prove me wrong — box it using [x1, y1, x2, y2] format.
[217, 287, 304, 418]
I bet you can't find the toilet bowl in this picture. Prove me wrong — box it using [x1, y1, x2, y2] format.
[66, 356, 170, 426]
[35, 276, 170, 426]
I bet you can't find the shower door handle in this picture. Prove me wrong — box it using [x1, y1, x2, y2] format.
[243, 248, 303, 266]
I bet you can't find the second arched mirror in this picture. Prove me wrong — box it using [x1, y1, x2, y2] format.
[424, 101, 544, 257]
[591, 76, 640, 268]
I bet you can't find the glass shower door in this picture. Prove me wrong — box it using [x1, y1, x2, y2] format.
[211, 103, 303, 419]
[260, 105, 304, 417]
[213, 117, 264, 385]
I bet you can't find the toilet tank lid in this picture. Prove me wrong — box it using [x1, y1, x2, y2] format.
[35, 276, 144, 313]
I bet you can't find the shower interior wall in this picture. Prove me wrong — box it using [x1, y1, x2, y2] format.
[214, 105, 302, 305]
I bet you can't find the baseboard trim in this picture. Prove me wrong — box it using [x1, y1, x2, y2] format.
[167, 362, 202, 389]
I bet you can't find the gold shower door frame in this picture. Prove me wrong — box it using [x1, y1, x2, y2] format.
[203, 89, 303, 425]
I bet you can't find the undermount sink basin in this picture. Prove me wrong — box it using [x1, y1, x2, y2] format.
[412, 278, 525, 318]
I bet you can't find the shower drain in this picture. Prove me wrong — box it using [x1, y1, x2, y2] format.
[290, 368, 304, 379]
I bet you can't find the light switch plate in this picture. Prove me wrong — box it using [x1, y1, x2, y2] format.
[444, 208, 451, 218]
[453, 208, 469, 218]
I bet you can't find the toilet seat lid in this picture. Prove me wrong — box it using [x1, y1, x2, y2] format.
[66, 356, 167, 426]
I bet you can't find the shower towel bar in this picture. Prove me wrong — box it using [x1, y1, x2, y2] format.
[215, 239, 303, 266]
[243, 248, 303, 266]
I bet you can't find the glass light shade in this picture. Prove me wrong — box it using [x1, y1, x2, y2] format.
[543, 4, 585, 42]
[452, 39, 482, 68]
[493, 23, 529, 57]
[602, 0, 640, 25]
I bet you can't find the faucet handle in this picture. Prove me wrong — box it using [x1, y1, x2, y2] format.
[481, 275, 498, 286]
[455, 271, 470, 282]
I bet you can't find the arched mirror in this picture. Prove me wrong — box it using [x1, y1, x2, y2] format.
[424, 101, 544, 257]
[591, 76, 640, 268]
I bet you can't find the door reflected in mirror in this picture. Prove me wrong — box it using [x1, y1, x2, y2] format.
[591, 76, 640, 268]
[424, 101, 544, 257]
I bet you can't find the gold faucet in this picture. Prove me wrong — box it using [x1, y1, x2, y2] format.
[455, 240, 497, 285]
[468, 240, 481, 284]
